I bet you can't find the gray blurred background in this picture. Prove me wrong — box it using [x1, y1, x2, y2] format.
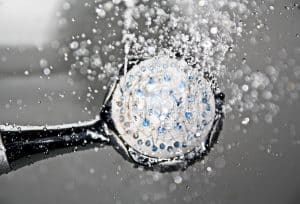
[0, 0, 299, 204]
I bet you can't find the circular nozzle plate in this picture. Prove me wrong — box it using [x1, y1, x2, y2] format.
[111, 56, 217, 161]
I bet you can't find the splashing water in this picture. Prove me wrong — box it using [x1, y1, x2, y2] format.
[58, 0, 299, 160]
[68, 0, 247, 79]
[1, 1, 296, 203]
[0, 1, 299, 203]
[66, 0, 245, 101]
[95, 0, 298, 127]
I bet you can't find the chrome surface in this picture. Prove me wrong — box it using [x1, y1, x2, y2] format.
[0, 135, 10, 175]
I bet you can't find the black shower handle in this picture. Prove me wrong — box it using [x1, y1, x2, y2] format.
[0, 119, 110, 174]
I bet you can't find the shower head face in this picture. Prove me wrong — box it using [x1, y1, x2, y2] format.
[111, 56, 216, 161]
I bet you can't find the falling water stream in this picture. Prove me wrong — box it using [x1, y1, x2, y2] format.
[66, 0, 299, 133]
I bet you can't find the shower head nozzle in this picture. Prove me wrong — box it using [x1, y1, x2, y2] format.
[105, 55, 224, 169]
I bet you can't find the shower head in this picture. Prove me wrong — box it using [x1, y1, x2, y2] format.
[0, 55, 224, 174]
[102, 55, 224, 169]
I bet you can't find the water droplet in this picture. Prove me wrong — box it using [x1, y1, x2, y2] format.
[241, 117, 250, 125]
[174, 175, 182, 184]
[210, 27, 218, 35]
[89, 168, 95, 174]
[43, 68, 51, 76]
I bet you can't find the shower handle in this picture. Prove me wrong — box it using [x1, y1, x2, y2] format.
[0, 119, 109, 175]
